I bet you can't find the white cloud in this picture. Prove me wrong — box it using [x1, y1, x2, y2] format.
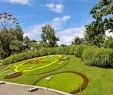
[24, 24, 43, 40]
[105, 30, 113, 37]
[56, 27, 85, 45]
[4, 0, 32, 5]
[52, 15, 71, 30]
[46, 3, 64, 13]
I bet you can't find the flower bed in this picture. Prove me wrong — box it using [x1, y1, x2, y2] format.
[4, 72, 23, 79]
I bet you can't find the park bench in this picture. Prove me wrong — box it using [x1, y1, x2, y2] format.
[28, 87, 39, 92]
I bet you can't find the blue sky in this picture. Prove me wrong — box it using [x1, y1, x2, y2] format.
[0, 0, 98, 45]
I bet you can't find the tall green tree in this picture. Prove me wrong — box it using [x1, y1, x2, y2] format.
[90, 0, 113, 31]
[0, 28, 23, 59]
[71, 36, 84, 45]
[41, 25, 59, 47]
[85, 21, 105, 47]
[9, 28, 23, 53]
[84, 0, 113, 47]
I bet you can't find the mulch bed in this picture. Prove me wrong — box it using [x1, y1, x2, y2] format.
[4, 72, 23, 79]
[69, 71, 89, 94]
[33, 71, 89, 94]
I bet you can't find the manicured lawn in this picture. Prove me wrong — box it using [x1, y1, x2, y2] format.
[38, 72, 83, 93]
[0, 55, 113, 95]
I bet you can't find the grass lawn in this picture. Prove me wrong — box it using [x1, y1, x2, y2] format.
[0, 55, 113, 95]
[38, 72, 83, 92]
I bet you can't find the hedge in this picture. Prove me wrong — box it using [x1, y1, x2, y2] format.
[2, 45, 85, 65]
[3, 45, 113, 68]
[82, 47, 113, 68]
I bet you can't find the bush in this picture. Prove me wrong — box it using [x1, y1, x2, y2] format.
[2, 51, 40, 65]
[57, 45, 85, 57]
[2, 45, 86, 65]
[2, 45, 113, 68]
[82, 47, 113, 68]
[57, 46, 70, 54]
[73, 45, 85, 57]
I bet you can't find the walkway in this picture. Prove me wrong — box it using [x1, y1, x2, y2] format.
[0, 82, 69, 95]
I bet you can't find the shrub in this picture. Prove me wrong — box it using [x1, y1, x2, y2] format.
[82, 47, 113, 68]
[69, 46, 75, 55]
[3, 45, 113, 68]
[74, 45, 85, 57]
[2, 45, 87, 65]
[2, 51, 40, 65]
[57, 46, 70, 54]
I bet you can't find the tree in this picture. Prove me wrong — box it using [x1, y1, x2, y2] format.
[84, 0, 111, 47]
[23, 36, 31, 50]
[90, 0, 113, 32]
[0, 29, 13, 57]
[9, 28, 23, 53]
[41, 25, 59, 47]
[60, 44, 67, 47]
[0, 28, 23, 59]
[71, 36, 84, 45]
[9, 40, 23, 54]
[85, 21, 105, 47]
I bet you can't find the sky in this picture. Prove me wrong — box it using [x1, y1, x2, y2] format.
[0, 0, 99, 45]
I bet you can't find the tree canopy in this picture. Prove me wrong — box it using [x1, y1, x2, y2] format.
[71, 36, 84, 45]
[41, 25, 59, 47]
[85, 0, 113, 47]
[0, 28, 23, 59]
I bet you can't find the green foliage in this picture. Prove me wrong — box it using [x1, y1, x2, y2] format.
[82, 47, 113, 68]
[71, 36, 84, 45]
[90, 0, 113, 32]
[90, 0, 113, 20]
[74, 45, 85, 57]
[56, 45, 85, 57]
[4, 45, 113, 68]
[23, 36, 31, 50]
[85, 0, 113, 47]
[9, 40, 23, 52]
[2, 45, 85, 65]
[85, 21, 105, 47]
[0, 28, 23, 58]
[41, 25, 59, 47]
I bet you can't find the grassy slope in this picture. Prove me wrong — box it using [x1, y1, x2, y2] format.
[65, 56, 113, 95]
[0, 55, 113, 95]
[38, 73, 83, 92]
